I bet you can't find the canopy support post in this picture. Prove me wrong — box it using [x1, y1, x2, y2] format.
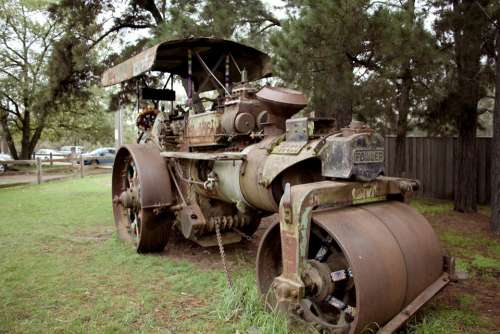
[188, 49, 193, 107]
[225, 54, 230, 95]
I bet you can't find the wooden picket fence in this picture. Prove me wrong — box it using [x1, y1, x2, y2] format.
[384, 137, 492, 204]
[0, 155, 110, 187]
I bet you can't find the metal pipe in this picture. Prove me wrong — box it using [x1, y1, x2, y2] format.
[194, 51, 230, 96]
[225, 54, 230, 95]
[188, 49, 193, 106]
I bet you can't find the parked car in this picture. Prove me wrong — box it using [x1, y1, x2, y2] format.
[0, 153, 12, 173]
[59, 146, 84, 156]
[82, 147, 116, 165]
[34, 149, 63, 160]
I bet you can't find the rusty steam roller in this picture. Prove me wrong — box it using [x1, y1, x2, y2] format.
[103, 38, 455, 333]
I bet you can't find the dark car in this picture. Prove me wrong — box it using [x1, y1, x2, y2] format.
[82, 147, 116, 165]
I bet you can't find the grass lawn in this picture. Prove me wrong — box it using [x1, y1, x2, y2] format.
[0, 175, 498, 334]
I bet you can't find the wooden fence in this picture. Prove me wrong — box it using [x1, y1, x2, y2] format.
[0, 155, 110, 188]
[384, 137, 492, 204]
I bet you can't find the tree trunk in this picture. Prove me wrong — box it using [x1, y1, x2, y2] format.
[395, 65, 412, 176]
[0, 114, 18, 159]
[492, 28, 500, 234]
[452, 0, 482, 213]
[333, 60, 353, 129]
[20, 109, 31, 159]
[454, 118, 478, 212]
[394, 0, 415, 177]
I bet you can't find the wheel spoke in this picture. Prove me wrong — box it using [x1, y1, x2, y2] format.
[314, 234, 334, 261]
[325, 295, 356, 318]
[127, 162, 136, 186]
[330, 268, 353, 282]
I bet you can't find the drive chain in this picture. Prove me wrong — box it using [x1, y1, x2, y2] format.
[215, 219, 233, 288]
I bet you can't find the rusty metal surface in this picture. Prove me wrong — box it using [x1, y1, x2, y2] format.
[360, 202, 444, 305]
[239, 142, 279, 212]
[102, 37, 272, 87]
[312, 202, 444, 333]
[222, 96, 263, 135]
[256, 87, 307, 118]
[256, 221, 281, 297]
[114, 144, 174, 209]
[160, 151, 245, 160]
[285, 117, 310, 142]
[261, 138, 326, 187]
[185, 111, 225, 146]
[256, 178, 443, 333]
[321, 131, 385, 181]
[112, 144, 174, 253]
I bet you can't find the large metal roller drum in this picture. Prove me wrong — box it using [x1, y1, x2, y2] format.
[112, 144, 175, 253]
[257, 201, 443, 334]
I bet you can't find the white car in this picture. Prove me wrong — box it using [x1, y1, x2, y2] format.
[0, 153, 12, 173]
[59, 146, 84, 156]
[35, 149, 62, 160]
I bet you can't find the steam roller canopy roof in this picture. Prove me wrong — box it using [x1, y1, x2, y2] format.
[101, 37, 273, 91]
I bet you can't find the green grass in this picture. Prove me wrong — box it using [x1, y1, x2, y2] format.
[410, 198, 453, 215]
[471, 255, 500, 271]
[440, 230, 499, 258]
[404, 306, 488, 334]
[0, 175, 308, 334]
[0, 177, 497, 333]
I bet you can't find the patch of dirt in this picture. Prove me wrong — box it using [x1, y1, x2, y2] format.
[160, 215, 276, 270]
[425, 211, 500, 331]
[426, 211, 497, 237]
[72, 226, 114, 242]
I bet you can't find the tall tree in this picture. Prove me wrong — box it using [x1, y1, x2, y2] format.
[0, 0, 107, 159]
[493, 26, 500, 233]
[270, 0, 374, 127]
[431, 0, 494, 213]
[394, 0, 416, 176]
[0, 0, 60, 159]
[364, 1, 441, 175]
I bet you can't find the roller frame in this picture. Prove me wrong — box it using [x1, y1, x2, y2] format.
[272, 176, 451, 333]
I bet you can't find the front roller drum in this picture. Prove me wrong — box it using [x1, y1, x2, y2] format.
[257, 201, 444, 333]
[112, 144, 175, 253]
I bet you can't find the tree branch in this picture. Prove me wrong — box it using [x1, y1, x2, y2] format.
[0, 68, 21, 82]
[88, 22, 154, 50]
[258, 22, 279, 33]
[135, 0, 164, 25]
[345, 52, 381, 71]
[473, 0, 500, 29]
[0, 92, 22, 120]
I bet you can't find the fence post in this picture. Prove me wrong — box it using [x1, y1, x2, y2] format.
[50, 152, 53, 166]
[80, 155, 84, 178]
[36, 157, 42, 184]
[72, 154, 76, 175]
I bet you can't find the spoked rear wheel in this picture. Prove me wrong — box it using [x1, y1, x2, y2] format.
[112, 145, 174, 253]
